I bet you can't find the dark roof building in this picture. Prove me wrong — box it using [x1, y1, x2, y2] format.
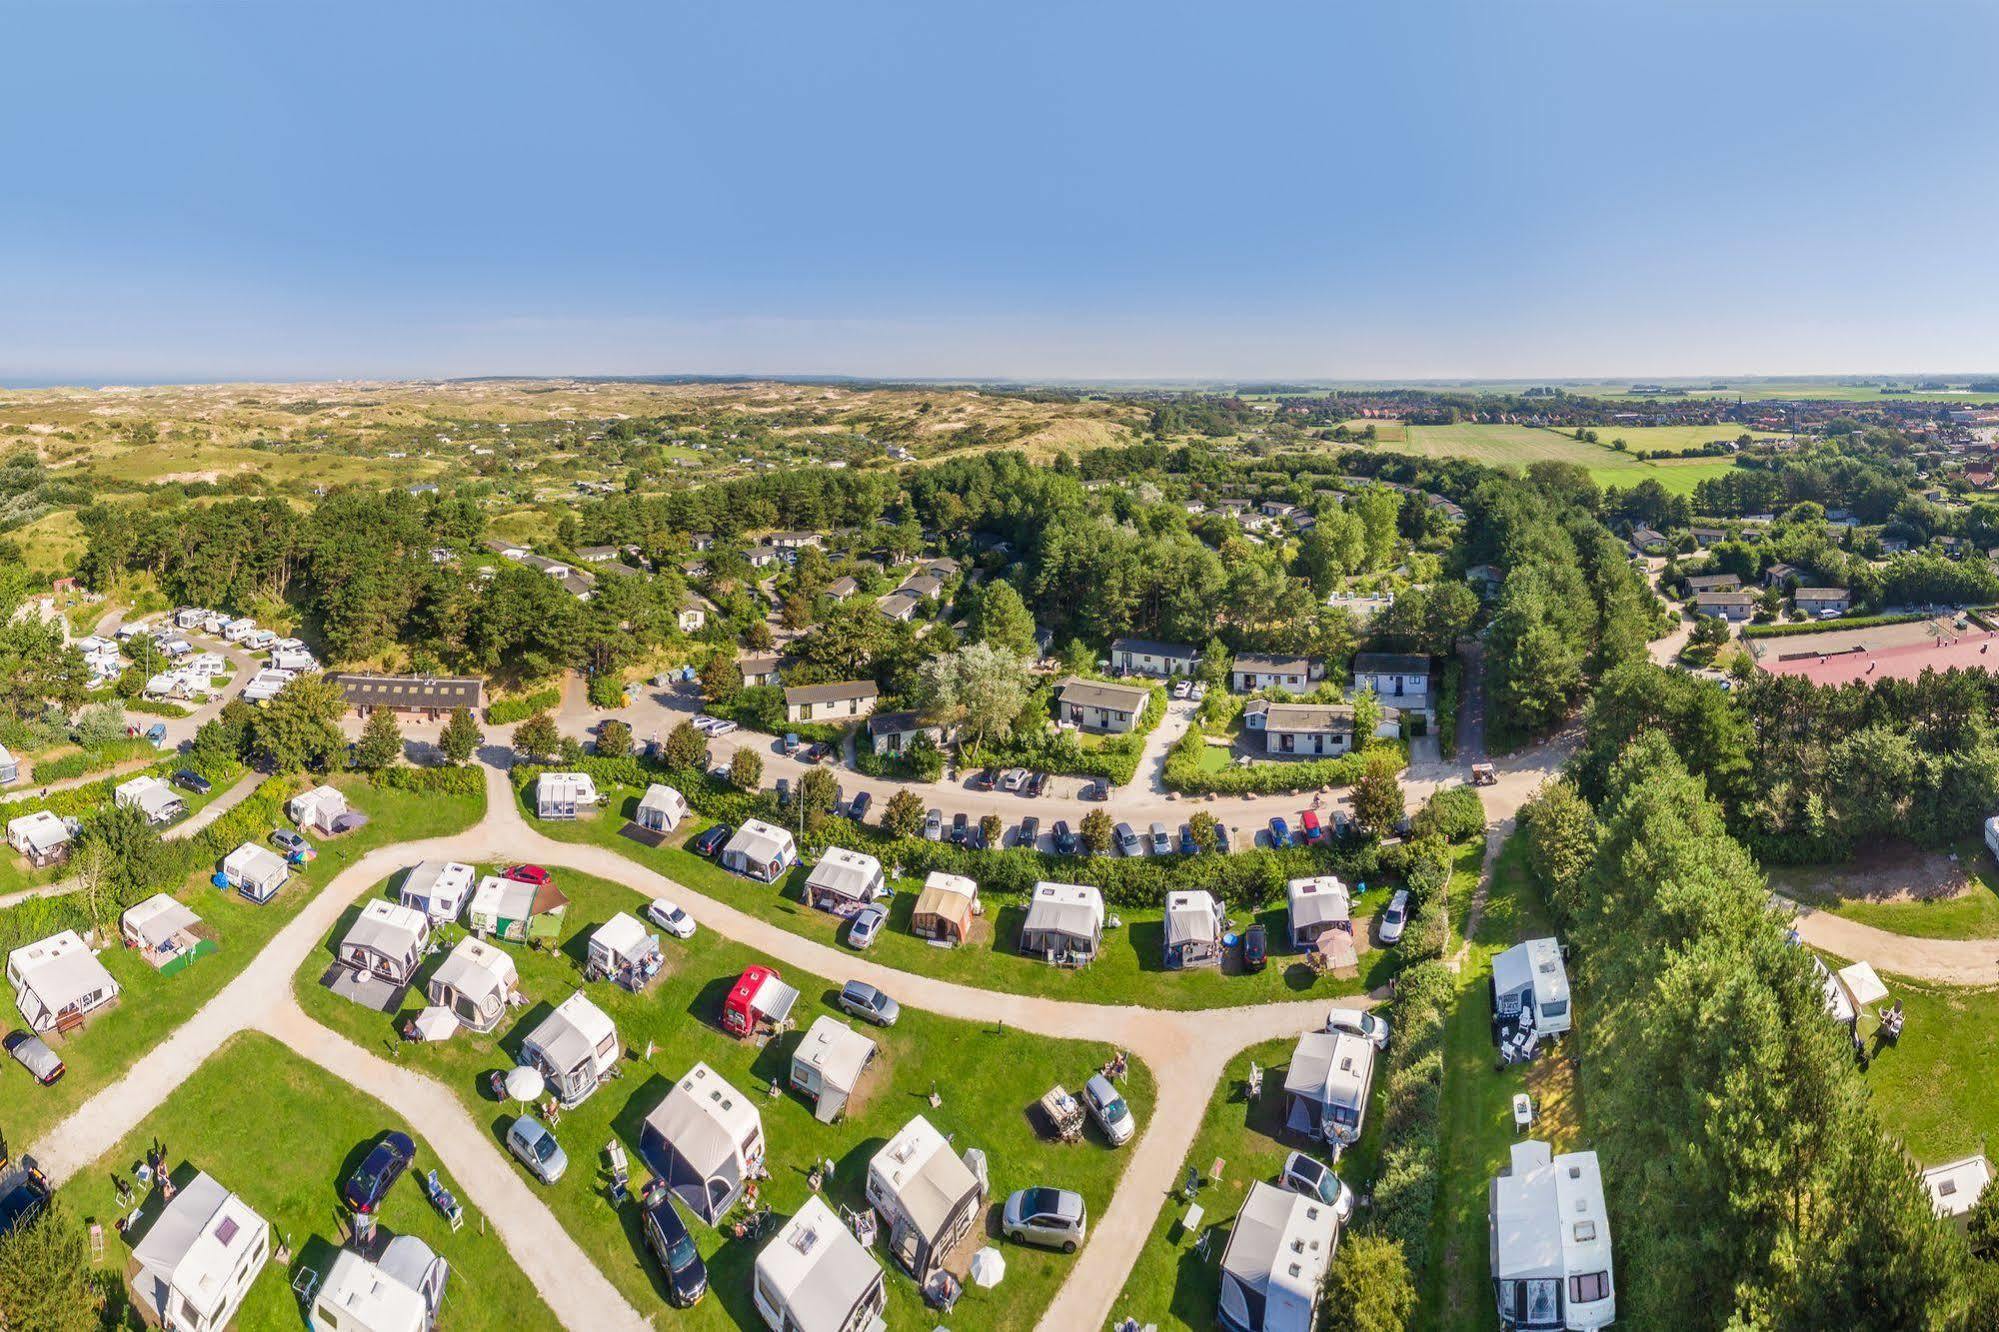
[328, 673, 485, 716]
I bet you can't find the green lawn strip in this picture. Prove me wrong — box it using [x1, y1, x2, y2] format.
[523, 787, 1395, 1010]
[1856, 973, 1999, 1166]
[1106, 1036, 1390, 1330]
[1, 775, 483, 1147]
[1769, 844, 1999, 941]
[292, 865, 1157, 1331]
[60, 1029, 559, 1331]
[1425, 836, 1580, 1332]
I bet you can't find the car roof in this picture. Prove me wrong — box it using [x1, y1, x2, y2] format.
[1085, 1073, 1119, 1100]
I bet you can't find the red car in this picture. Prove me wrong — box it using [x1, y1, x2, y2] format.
[502, 863, 551, 887]
[1299, 810, 1325, 844]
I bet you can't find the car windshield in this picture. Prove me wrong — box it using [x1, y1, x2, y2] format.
[532, 1133, 557, 1161]
[1100, 1095, 1128, 1123]
[665, 1228, 699, 1269]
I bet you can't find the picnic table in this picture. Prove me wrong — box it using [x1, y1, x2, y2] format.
[1039, 1085, 1084, 1142]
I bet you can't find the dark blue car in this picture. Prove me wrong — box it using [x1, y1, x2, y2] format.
[1178, 824, 1198, 856]
[1268, 817, 1293, 849]
[343, 1131, 416, 1215]
[690, 824, 732, 857]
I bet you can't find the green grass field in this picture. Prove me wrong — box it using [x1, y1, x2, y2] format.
[1769, 839, 1999, 941]
[60, 1031, 560, 1332]
[1384, 423, 1744, 494]
[0, 775, 483, 1148]
[1856, 974, 1999, 1165]
[294, 864, 1154, 1331]
[521, 785, 1407, 1010]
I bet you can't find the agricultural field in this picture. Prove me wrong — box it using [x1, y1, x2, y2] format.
[1377, 422, 1748, 494]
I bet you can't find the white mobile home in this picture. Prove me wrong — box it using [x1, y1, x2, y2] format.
[289, 784, 350, 835]
[338, 900, 432, 988]
[8, 930, 121, 1035]
[866, 1115, 988, 1281]
[115, 775, 187, 826]
[1019, 881, 1104, 964]
[128, 1171, 269, 1332]
[721, 819, 798, 883]
[222, 842, 292, 903]
[1282, 1030, 1374, 1147]
[1217, 1180, 1340, 1332]
[1286, 876, 1351, 950]
[752, 1196, 888, 1332]
[535, 772, 599, 820]
[804, 848, 886, 915]
[1110, 636, 1200, 677]
[585, 912, 662, 989]
[635, 783, 688, 834]
[640, 1062, 768, 1224]
[425, 937, 519, 1035]
[1489, 1140, 1615, 1330]
[519, 990, 621, 1108]
[311, 1236, 449, 1332]
[399, 860, 476, 923]
[789, 1015, 878, 1123]
[6, 810, 71, 867]
[120, 894, 208, 972]
[1492, 938, 1572, 1038]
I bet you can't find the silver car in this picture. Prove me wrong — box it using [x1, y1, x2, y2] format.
[1083, 1074, 1134, 1147]
[1003, 1186, 1087, 1253]
[506, 1116, 569, 1184]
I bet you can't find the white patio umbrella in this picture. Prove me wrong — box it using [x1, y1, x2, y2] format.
[968, 1247, 1006, 1289]
[504, 1064, 545, 1107]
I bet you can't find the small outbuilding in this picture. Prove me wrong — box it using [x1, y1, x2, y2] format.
[866, 1115, 988, 1281]
[120, 894, 211, 974]
[752, 1196, 888, 1332]
[788, 1015, 878, 1123]
[640, 1062, 768, 1224]
[1018, 881, 1104, 965]
[1491, 938, 1572, 1038]
[425, 937, 519, 1034]
[635, 783, 688, 834]
[1285, 876, 1352, 950]
[399, 860, 476, 923]
[519, 989, 621, 1108]
[534, 772, 599, 820]
[804, 848, 886, 916]
[339, 899, 432, 988]
[721, 819, 798, 883]
[910, 872, 978, 945]
[1283, 1030, 1375, 1147]
[289, 784, 351, 835]
[8, 930, 121, 1035]
[1162, 890, 1225, 968]
[222, 842, 291, 904]
[585, 912, 663, 990]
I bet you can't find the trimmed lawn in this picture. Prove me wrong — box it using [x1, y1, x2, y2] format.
[293, 865, 1157, 1331]
[1427, 836, 1581, 1332]
[521, 784, 1406, 1010]
[1107, 1036, 1390, 1330]
[1857, 974, 1999, 1166]
[61, 1031, 559, 1332]
[0, 774, 483, 1148]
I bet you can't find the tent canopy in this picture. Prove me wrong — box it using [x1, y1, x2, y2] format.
[1837, 960, 1889, 1009]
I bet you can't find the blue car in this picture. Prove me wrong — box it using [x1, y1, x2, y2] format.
[1216, 823, 1233, 854]
[1177, 824, 1198, 856]
[1268, 817, 1293, 849]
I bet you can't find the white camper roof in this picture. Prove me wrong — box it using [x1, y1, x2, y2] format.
[637, 783, 687, 819]
[343, 899, 429, 957]
[1493, 937, 1569, 1011]
[1285, 875, 1351, 928]
[647, 1062, 763, 1177]
[1163, 890, 1222, 948]
[1023, 881, 1104, 936]
[755, 1196, 883, 1332]
[806, 848, 881, 902]
[8, 930, 118, 1015]
[920, 871, 978, 901]
[122, 894, 202, 950]
[130, 1171, 265, 1324]
[430, 937, 517, 1002]
[525, 990, 616, 1073]
[794, 1015, 877, 1094]
[1491, 1140, 1613, 1284]
[401, 859, 474, 906]
[316, 1247, 428, 1332]
[1283, 1030, 1373, 1111]
[591, 912, 652, 960]
[725, 818, 796, 864]
[7, 810, 69, 854]
[869, 1115, 981, 1244]
[536, 772, 598, 805]
[223, 842, 288, 885]
[1219, 1180, 1338, 1332]
[291, 784, 347, 819]
[1921, 1154, 1993, 1220]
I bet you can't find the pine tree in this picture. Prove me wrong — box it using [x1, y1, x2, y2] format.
[439, 705, 482, 765]
[353, 707, 402, 771]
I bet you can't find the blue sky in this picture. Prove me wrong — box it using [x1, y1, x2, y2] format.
[7, 1, 1999, 383]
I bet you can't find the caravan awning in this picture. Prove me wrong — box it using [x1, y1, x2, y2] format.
[752, 974, 800, 1025]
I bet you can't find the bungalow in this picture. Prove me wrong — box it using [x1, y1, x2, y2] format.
[910, 871, 978, 945]
[769, 531, 824, 550]
[115, 775, 186, 827]
[1217, 1180, 1339, 1332]
[120, 894, 210, 972]
[721, 819, 798, 882]
[399, 860, 476, 923]
[804, 848, 886, 915]
[1691, 525, 1727, 547]
[1683, 572, 1741, 595]
[519, 989, 621, 1108]
[312, 1238, 449, 1332]
[575, 545, 621, 562]
[678, 593, 713, 633]
[1163, 890, 1226, 968]
[221, 843, 291, 903]
[1055, 677, 1150, 734]
[640, 1062, 767, 1223]
[535, 772, 600, 820]
[898, 573, 944, 601]
[1232, 653, 1321, 695]
[1920, 1155, 1993, 1230]
[1693, 590, 1755, 622]
[745, 545, 782, 568]
[923, 557, 962, 579]
[1283, 1029, 1374, 1146]
[866, 1114, 987, 1281]
[1286, 875, 1352, 950]
[867, 710, 945, 756]
[7, 810, 72, 867]
[1628, 527, 1668, 554]
[1492, 937, 1572, 1037]
[785, 680, 878, 725]
[1794, 586, 1852, 615]
[1763, 561, 1799, 589]
[1019, 881, 1104, 964]
[289, 784, 350, 835]
[1489, 1140, 1615, 1330]
[1110, 637, 1200, 678]
[789, 1015, 878, 1123]
[8, 930, 121, 1035]
[876, 591, 921, 622]
[753, 1197, 887, 1332]
[467, 874, 569, 945]
[1351, 652, 1429, 709]
[1245, 700, 1365, 757]
[1881, 536, 1911, 553]
[635, 783, 689, 834]
[338, 899, 432, 989]
[738, 653, 783, 688]
[826, 575, 860, 603]
[425, 936, 519, 1034]
[585, 912, 662, 990]
[128, 1171, 269, 1332]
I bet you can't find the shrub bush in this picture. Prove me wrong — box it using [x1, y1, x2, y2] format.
[1436, 658, 1463, 759]
[586, 675, 627, 708]
[961, 683, 1165, 785]
[1369, 959, 1453, 1267]
[1412, 785, 1485, 843]
[369, 765, 484, 796]
[1741, 611, 1924, 639]
[486, 688, 562, 724]
[1163, 730, 1401, 795]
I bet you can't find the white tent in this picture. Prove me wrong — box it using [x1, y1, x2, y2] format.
[1836, 960, 1889, 1010]
[640, 1062, 767, 1224]
[586, 912, 661, 987]
[1491, 937, 1572, 1037]
[804, 848, 885, 914]
[535, 772, 599, 820]
[1286, 875, 1351, 949]
[1218, 1181, 1338, 1332]
[411, 1006, 460, 1042]
[866, 1115, 987, 1280]
[752, 1196, 888, 1332]
[7, 930, 121, 1034]
[721, 819, 798, 882]
[426, 937, 518, 1033]
[289, 784, 350, 834]
[222, 842, 291, 902]
[789, 1016, 878, 1123]
[635, 783, 688, 833]
[519, 990, 620, 1107]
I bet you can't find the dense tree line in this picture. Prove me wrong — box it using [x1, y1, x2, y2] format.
[1521, 737, 1964, 1328]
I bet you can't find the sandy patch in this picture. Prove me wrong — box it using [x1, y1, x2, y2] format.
[1781, 845, 1975, 905]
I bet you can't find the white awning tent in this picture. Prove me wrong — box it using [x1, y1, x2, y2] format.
[635, 784, 688, 833]
[1836, 960, 1889, 1010]
[412, 1006, 460, 1042]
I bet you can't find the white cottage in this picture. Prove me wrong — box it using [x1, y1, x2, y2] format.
[8, 930, 121, 1034]
[1489, 1140, 1615, 1330]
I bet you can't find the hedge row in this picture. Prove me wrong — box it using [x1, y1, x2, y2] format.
[1366, 959, 1455, 1266]
[1741, 611, 1925, 639]
[370, 764, 485, 796]
[1436, 659, 1463, 760]
[487, 688, 563, 724]
[1163, 728, 1399, 795]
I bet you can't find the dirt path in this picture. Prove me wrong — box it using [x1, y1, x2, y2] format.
[1781, 896, 1999, 986]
